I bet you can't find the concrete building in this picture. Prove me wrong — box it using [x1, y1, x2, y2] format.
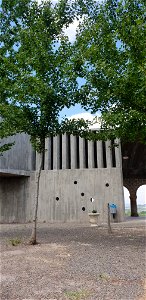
[0, 132, 125, 224]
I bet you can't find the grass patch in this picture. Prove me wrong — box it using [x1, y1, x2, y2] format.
[65, 290, 89, 300]
[125, 210, 146, 217]
[139, 211, 146, 216]
[9, 238, 21, 246]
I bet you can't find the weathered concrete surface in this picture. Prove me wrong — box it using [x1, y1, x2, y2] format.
[0, 133, 125, 224]
[0, 177, 30, 223]
[0, 169, 30, 177]
[0, 133, 35, 171]
[27, 168, 124, 224]
[0, 169, 124, 224]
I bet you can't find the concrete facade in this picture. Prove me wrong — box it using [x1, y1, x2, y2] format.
[0, 133, 125, 224]
[0, 133, 35, 172]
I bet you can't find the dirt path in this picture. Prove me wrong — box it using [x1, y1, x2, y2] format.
[0, 220, 146, 300]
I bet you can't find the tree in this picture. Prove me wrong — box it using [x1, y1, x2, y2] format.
[0, 115, 16, 154]
[0, 0, 89, 244]
[74, 0, 146, 143]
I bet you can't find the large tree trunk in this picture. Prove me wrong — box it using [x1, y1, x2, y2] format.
[29, 151, 43, 245]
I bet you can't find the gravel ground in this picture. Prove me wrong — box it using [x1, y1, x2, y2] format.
[0, 219, 146, 300]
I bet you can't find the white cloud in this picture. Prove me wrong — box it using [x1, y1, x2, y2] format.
[37, 1, 81, 42]
[37, 0, 58, 4]
[36, 1, 103, 42]
[64, 19, 81, 42]
[69, 112, 101, 129]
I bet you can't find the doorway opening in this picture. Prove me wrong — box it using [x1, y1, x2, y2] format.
[123, 186, 130, 216]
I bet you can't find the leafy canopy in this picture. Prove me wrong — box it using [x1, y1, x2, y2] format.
[0, 0, 89, 153]
[74, 0, 146, 143]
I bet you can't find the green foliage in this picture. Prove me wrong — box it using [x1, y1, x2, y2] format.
[0, 115, 16, 154]
[9, 238, 21, 246]
[0, 142, 15, 155]
[74, 0, 146, 143]
[0, 0, 89, 153]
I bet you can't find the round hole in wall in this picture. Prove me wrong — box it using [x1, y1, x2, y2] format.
[82, 207, 85, 211]
[90, 197, 95, 202]
[56, 197, 59, 201]
[74, 181, 77, 184]
[105, 183, 109, 187]
[81, 192, 84, 196]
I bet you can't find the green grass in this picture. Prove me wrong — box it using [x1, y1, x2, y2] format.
[65, 290, 89, 300]
[125, 210, 146, 217]
[9, 238, 21, 246]
[139, 211, 146, 216]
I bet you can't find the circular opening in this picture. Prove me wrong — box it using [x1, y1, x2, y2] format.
[82, 207, 85, 211]
[56, 197, 59, 201]
[81, 192, 84, 196]
[90, 197, 94, 202]
[105, 183, 109, 187]
[74, 181, 77, 184]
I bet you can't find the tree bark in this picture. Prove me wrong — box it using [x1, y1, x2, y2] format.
[29, 151, 43, 245]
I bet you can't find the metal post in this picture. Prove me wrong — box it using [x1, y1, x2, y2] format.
[108, 203, 112, 234]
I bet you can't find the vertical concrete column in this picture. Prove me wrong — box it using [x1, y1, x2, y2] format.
[28, 143, 35, 170]
[36, 152, 42, 170]
[105, 140, 112, 168]
[53, 135, 60, 170]
[62, 133, 68, 169]
[96, 140, 103, 168]
[114, 138, 122, 168]
[79, 137, 86, 169]
[88, 140, 95, 168]
[44, 137, 52, 170]
[70, 135, 77, 169]
[130, 191, 139, 217]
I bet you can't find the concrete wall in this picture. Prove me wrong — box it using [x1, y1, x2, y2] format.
[25, 168, 124, 224]
[0, 169, 124, 224]
[0, 134, 125, 224]
[0, 133, 35, 171]
[44, 136, 122, 170]
[0, 176, 30, 223]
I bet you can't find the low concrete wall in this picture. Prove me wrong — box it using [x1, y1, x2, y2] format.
[0, 168, 124, 224]
[26, 168, 125, 224]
